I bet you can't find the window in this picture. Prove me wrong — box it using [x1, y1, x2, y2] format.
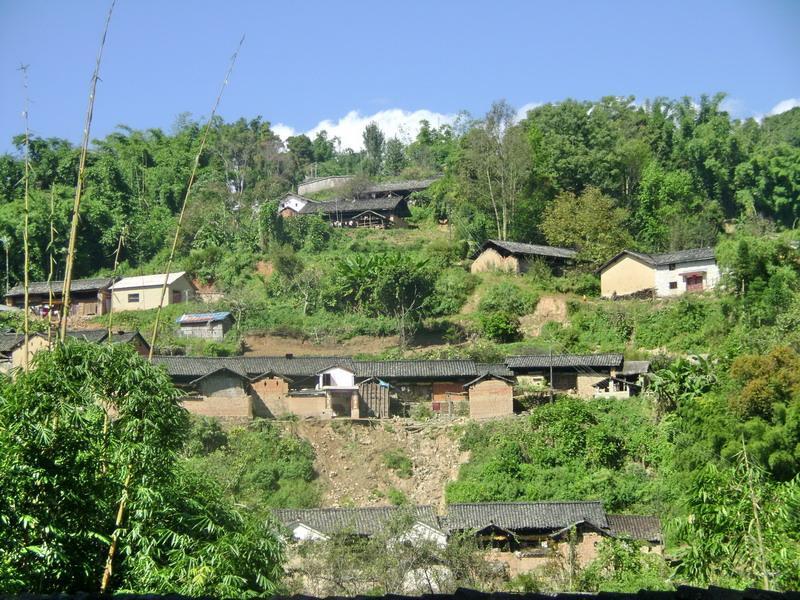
[127, 293, 140, 303]
[172, 290, 182, 304]
[668, 263, 676, 270]
[322, 373, 332, 387]
[669, 282, 678, 290]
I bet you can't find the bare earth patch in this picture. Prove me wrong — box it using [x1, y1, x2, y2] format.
[520, 294, 569, 337]
[278, 419, 470, 512]
[243, 334, 400, 356]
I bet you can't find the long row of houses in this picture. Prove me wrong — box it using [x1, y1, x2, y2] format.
[274, 501, 662, 578]
[152, 352, 650, 421]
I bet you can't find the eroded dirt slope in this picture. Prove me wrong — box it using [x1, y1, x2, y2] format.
[277, 419, 470, 511]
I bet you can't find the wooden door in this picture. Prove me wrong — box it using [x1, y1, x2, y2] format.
[686, 275, 704, 292]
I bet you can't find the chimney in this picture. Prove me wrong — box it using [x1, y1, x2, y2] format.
[285, 353, 293, 359]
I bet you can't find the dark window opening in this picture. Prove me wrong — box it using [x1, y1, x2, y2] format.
[127, 293, 140, 303]
[668, 263, 676, 270]
[669, 282, 678, 290]
[322, 373, 332, 386]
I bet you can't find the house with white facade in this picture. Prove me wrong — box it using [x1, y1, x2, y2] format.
[599, 248, 720, 298]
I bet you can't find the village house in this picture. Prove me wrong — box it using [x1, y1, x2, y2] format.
[4, 277, 117, 317]
[273, 506, 447, 546]
[599, 247, 720, 298]
[445, 502, 662, 577]
[110, 271, 196, 311]
[176, 311, 234, 340]
[66, 329, 151, 356]
[0, 332, 49, 373]
[152, 353, 645, 421]
[278, 193, 412, 228]
[470, 240, 578, 275]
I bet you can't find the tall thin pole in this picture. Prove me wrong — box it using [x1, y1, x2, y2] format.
[46, 187, 57, 344]
[19, 64, 31, 370]
[549, 346, 554, 403]
[147, 35, 245, 360]
[59, 0, 116, 341]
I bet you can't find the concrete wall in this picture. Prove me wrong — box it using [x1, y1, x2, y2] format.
[111, 275, 195, 311]
[654, 259, 720, 297]
[297, 176, 354, 196]
[318, 366, 355, 388]
[469, 379, 514, 419]
[470, 248, 521, 274]
[178, 320, 229, 340]
[601, 255, 656, 298]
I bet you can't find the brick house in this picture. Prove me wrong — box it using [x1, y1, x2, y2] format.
[471, 240, 578, 275]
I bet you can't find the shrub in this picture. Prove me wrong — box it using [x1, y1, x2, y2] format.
[386, 487, 409, 506]
[383, 450, 413, 478]
[479, 311, 521, 342]
[410, 403, 434, 421]
[430, 268, 478, 316]
[478, 282, 538, 316]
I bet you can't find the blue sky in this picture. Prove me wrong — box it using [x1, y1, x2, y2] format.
[0, 0, 798, 152]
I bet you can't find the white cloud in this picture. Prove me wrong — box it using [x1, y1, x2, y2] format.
[304, 108, 456, 151]
[271, 123, 297, 141]
[768, 98, 800, 116]
[514, 102, 542, 122]
[720, 97, 747, 119]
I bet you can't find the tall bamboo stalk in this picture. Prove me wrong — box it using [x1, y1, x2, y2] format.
[58, 0, 116, 341]
[19, 64, 31, 369]
[106, 227, 126, 336]
[147, 35, 245, 359]
[46, 187, 57, 345]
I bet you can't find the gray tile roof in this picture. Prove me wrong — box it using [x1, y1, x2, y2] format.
[506, 353, 624, 369]
[0, 333, 25, 353]
[358, 178, 440, 196]
[355, 360, 478, 379]
[273, 506, 441, 537]
[600, 247, 716, 272]
[482, 240, 577, 260]
[66, 329, 109, 343]
[446, 502, 609, 533]
[6, 277, 116, 298]
[299, 196, 409, 216]
[607, 514, 662, 543]
[476, 363, 515, 378]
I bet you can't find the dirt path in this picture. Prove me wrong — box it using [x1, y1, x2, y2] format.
[278, 419, 470, 512]
[520, 294, 569, 337]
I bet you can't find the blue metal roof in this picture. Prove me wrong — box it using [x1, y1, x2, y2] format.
[175, 311, 232, 324]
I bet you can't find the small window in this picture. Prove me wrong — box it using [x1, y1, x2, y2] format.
[669, 282, 678, 290]
[668, 263, 676, 271]
[127, 293, 140, 303]
[322, 373, 332, 386]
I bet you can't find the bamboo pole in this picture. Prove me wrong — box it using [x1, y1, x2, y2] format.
[19, 64, 31, 369]
[147, 35, 245, 359]
[106, 227, 126, 337]
[58, 0, 116, 341]
[46, 187, 57, 345]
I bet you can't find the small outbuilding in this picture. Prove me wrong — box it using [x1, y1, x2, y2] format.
[464, 372, 514, 419]
[176, 311, 234, 340]
[471, 240, 577, 275]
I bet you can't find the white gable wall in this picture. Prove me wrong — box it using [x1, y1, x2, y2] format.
[654, 259, 720, 297]
[292, 523, 328, 542]
[317, 366, 356, 389]
[279, 194, 309, 213]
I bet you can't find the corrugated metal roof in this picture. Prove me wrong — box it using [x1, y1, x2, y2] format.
[273, 506, 441, 537]
[607, 514, 662, 543]
[176, 312, 232, 325]
[483, 240, 577, 259]
[6, 277, 116, 298]
[111, 272, 188, 290]
[506, 354, 624, 369]
[446, 502, 609, 533]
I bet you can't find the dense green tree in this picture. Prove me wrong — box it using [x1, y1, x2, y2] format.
[362, 121, 385, 176]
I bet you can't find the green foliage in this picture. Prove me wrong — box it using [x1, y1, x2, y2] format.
[447, 397, 671, 512]
[577, 539, 672, 592]
[478, 310, 521, 342]
[478, 281, 539, 316]
[386, 487, 408, 506]
[430, 268, 478, 316]
[0, 342, 283, 595]
[382, 449, 413, 479]
[184, 420, 321, 515]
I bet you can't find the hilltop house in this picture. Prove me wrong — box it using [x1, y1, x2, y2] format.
[176, 312, 234, 340]
[278, 193, 412, 228]
[471, 240, 578, 275]
[153, 353, 645, 421]
[599, 248, 719, 298]
[4, 277, 116, 317]
[110, 272, 195, 311]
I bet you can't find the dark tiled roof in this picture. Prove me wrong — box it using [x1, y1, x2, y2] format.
[357, 178, 440, 196]
[506, 354, 624, 369]
[152, 355, 357, 383]
[355, 360, 478, 379]
[482, 240, 577, 260]
[273, 506, 441, 537]
[0, 333, 25, 353]
[476, 363, 515, 378]
[66, 329, 109, 343]
[607, 514, 662, 543]
[600, 248, 716, 272]
[446, 502, 609, 533]
[5, 277, 116, 298]
[299, 196, 409, 216]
